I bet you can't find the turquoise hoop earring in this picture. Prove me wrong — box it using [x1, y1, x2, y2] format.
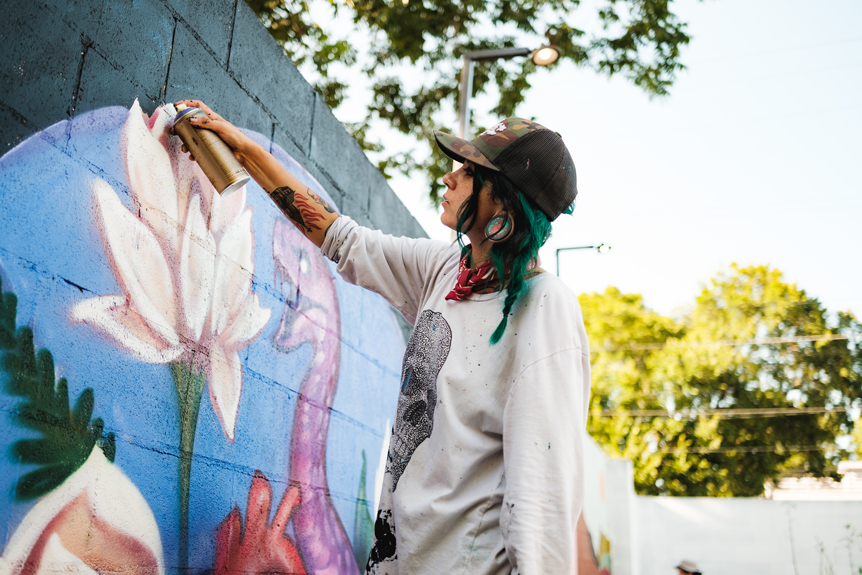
[485, 213, 514, 243]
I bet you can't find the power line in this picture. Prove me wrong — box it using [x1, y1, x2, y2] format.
[649, 444, 839, 455]
[590, 406, 850, 419]
[593, 332, 862, 353]
[577, 298, 862, 319]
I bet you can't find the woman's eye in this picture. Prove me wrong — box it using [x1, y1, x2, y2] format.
[464, 168, 474, 177]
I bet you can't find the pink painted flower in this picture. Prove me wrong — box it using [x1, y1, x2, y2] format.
[0, 447, 164, 574]
[71, 100, 270, 440]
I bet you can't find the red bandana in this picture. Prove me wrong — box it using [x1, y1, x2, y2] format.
[445, 254, 498, 301]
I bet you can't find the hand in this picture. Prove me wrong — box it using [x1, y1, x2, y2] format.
[173, 99, 253, 162]
[215, 471, 306, 575]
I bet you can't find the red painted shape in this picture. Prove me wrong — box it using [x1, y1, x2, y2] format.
[215, 471, 306, 575]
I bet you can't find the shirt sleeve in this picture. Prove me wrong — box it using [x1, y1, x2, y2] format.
[500, 346, 591, 575]
[321, 215, 457, 325]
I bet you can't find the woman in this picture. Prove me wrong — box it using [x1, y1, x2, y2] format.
[177, 100, 591, 575]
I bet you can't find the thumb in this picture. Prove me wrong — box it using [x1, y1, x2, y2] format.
[190, 115, 222, 133]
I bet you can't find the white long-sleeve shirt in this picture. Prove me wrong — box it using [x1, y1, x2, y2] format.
[322, 216, 591, 575]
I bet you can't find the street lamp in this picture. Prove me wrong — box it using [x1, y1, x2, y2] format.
[457, 46, 560, 138]
[555, 244, 611, 276]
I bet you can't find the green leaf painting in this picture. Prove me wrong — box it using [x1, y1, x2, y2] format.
[0, 278, 115, 500]
[353, 450, 375, 569]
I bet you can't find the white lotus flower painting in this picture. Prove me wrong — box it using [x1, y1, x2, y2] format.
[72, 100, 270, 442]
[70, 100, 271, 564]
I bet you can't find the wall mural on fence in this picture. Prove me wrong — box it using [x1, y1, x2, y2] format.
[0, 102, 404, 573]
[576, 515, 612, 575]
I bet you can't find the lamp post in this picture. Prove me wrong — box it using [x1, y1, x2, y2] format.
[555, 244, 611, 276]
[457, 46, 560, 138]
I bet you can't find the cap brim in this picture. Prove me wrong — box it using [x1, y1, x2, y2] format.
[433, 131, 500, 171]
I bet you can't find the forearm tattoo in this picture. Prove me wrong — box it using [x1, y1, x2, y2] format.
[308, 190, 336, 214]
[269, 185, 327, 234]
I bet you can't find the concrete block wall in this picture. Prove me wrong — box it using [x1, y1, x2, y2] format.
[0, 0, 425, 237]
[0, 0, 424, 572]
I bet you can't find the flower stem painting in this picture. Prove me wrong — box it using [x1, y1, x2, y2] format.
[71, 101, 271, 566]
[0, 104, 405, 573]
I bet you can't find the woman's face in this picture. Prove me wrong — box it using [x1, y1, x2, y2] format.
[440, 162, 500, 236]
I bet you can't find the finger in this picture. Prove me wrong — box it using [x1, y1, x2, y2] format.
[245, 471, 274, 541]
[178, 99, 223, 121]
[181, 144, 188, 153]
[190, 115, 227, 137]
[214, 507, 243, 571]
[174, 99, 205, 110]
[273, 483, 302, 535]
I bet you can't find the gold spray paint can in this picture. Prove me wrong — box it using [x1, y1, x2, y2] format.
[172, 104, 250, 195]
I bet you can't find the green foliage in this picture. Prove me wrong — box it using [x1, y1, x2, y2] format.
[0, 279, 115, 501]
[248, 0, 696, 204]
[353, 450, 374, 569]
[582, 265, 862, 496]
[852, 418, 862, 458]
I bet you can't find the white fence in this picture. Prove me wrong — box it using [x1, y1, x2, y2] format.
[579, 437, 862, 575]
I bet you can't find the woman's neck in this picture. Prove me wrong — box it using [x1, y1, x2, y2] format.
[465, 232, 492, 266]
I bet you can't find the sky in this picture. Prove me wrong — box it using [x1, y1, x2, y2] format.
[327, 0, 862, 318]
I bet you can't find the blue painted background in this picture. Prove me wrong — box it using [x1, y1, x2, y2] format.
[0, 106, 404, 570]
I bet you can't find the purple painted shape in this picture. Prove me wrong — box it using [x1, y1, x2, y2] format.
[273, 219, 359, 575]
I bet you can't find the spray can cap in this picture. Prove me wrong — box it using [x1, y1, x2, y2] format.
[173, 105, 200, 124]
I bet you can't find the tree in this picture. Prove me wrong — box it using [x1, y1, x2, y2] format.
[581, 265, 862, 496]
[248, 0, 695, 203]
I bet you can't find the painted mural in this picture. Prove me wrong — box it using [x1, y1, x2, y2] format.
[0, 102, 405, 573]
[577, 515, 611, 575]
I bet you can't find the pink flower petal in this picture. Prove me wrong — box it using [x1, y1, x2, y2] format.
[208, 344, 242, 441]
[210, 209, 254, 337]
[180, 194, 217, 342]
[39, 534, 98, 573]
[93, 180, 178, 347]
[123, 100, 180, 260]
[1, 447, 164, 575]
[172, 140, 215, 230]
[147, 105, 173, 143]
[70, 296, 183, 364]
[210, 184, 247, 236]
[220, 293, 271, 351]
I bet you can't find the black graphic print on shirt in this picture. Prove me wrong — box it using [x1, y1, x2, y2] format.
[388, 309, 452, 491]
[365, 509, 397, 574]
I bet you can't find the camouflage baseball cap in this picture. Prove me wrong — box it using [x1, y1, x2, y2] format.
[434, 117, 577, 220]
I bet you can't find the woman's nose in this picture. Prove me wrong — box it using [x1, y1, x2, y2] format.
[442, 171, 455, 189]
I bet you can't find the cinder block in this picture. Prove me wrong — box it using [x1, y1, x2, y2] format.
[89, 0, 175, 102]
[0, 2, 82, 133]
[164, 23, 270, 138]
[0, 100, 37, 153]
[163, 0, 237, 66]
[309, 96, 372, 218]
[367, 169, 399, 234]
[270, 125, 346, 212]
[75, 50, 159, 116]
[402, 215, 428, 239]
[228, 0, 314, 155]
[41, 0, 106, 38]
[366, 163, 426, 238]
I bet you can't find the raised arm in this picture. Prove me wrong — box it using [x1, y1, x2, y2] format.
[174, 100, 338, 248]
